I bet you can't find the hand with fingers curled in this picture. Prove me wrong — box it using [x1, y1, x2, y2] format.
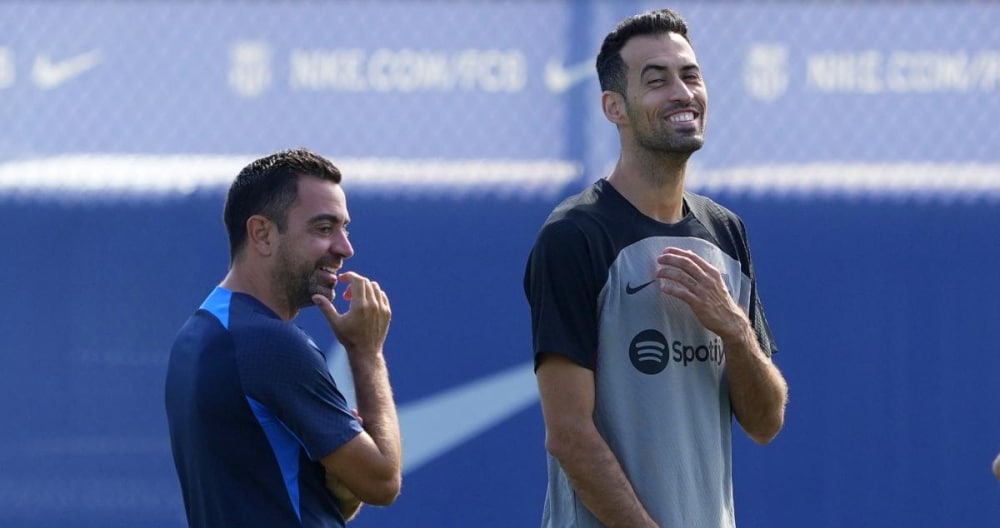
[312, 270, 392, 356]
[655, 246, 747, 342]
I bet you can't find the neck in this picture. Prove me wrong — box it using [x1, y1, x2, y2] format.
[606, 148, 689, 223]
[220, 262, 297, 321]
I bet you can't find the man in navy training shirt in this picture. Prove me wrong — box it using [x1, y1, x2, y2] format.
[165, 148, 402, 527]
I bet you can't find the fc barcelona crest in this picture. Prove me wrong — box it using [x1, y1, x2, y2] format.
[228, 41, 273, 98]
[744, 44, 789, 102]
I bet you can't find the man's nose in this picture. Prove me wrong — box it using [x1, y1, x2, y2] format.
[668, 75, 694, 103]
[333, 232, 354, 259]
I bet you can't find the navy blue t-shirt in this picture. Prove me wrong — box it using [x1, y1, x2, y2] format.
[165, 287, 363, 528]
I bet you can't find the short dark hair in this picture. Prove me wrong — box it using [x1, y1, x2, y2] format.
[223, 148, 342, 262]
[596, 8, 691, 96]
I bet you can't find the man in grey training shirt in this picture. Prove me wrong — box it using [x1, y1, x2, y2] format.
[524, 9, 789, 527]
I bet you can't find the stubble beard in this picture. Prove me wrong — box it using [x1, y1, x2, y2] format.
[633, 120, 705, 188]
[635, 117, 705, 156]
[627, 100, 706, 156]
[638, 129, 704, 155]
[273, 245, 324, 311]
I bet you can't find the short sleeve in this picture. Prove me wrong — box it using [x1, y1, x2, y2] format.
[524, 219, 602, 370]
[238, 324, 363, 460]
[738, 218, 779, 357]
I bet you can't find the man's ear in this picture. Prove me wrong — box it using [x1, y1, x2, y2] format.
[601, 91, 628, 126]
[246, 215, 277, 257]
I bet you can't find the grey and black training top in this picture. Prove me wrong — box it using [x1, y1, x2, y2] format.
[524, 178, 777, 528]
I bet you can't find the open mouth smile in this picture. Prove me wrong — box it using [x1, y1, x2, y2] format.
[668, 111, 696, 123]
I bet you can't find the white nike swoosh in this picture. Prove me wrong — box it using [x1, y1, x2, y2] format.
[544, 59, 595, 93]
[327, 343, 538, 473]
[32, 50, 103, 89]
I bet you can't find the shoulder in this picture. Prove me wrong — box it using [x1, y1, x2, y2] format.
[685, 191, 744, 229]
[228, 302, 321, 367]
[544, 184, 599, 224]
[239, 317, 315, 356]
[233, 318, 329, 398]
[535, 181, 618, 244]
[686, 190, 751, 246]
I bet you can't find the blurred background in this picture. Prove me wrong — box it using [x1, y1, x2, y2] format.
[2, 1, 999, 527]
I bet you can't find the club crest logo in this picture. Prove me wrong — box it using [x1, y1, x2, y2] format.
[744, 43, 789, 102]
[229, 41, 272, 98]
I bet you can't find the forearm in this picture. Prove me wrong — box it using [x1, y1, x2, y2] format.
[347, 350, 402, 472]
[724, 322, 788, 444]
[316, 275, 400, 505]
[549, 426, 658, 528]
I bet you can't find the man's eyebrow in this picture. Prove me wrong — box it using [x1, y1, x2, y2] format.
[639, 64, 669, 78]
[639, 62, 701, 78]
[308, 213, 349, 225]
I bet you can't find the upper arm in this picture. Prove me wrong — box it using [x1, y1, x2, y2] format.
[320, 431, 399, 505]
[525, 216, 605, 453]
[535, 354, 597, 452]
[238, 327, 363, 459]
[524, 219, 602, 370]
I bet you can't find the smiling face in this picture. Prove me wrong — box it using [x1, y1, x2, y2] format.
[271, 175, 354, 310]
[619, 32, 707, 155]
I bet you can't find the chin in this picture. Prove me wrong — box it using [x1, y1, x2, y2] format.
[311, 285, 335, 301]
[674, 133, 705, 152]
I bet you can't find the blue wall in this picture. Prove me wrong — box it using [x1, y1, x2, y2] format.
[3, 193, 998, 527]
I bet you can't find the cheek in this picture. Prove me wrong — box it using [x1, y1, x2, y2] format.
[288, 239, 324, 263]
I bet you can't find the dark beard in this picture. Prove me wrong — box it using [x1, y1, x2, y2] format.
[273, 249, 318, 311]
[626, 100, 705, 155]
[637, 131, 704, 155]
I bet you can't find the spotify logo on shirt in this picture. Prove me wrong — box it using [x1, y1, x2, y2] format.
[628, 329, 724, 375]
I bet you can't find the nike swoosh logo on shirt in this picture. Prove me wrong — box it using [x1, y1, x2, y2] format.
[625, 279, 656, 295]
